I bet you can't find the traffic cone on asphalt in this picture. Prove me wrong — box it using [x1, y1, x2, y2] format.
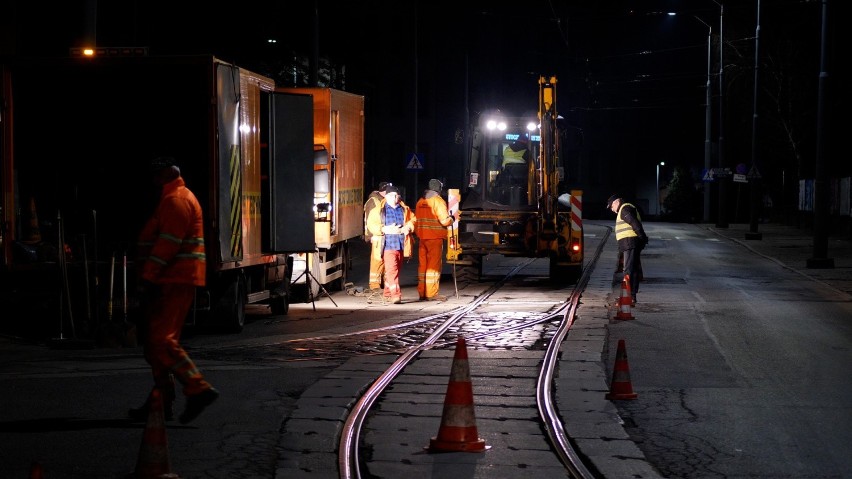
[134, 388, 173, 478]
[614, 274, 635, 320]
[427, 336, 489, 453]
[606, 339, 638, 400]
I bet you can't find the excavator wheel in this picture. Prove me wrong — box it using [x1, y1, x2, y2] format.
[454, 256, 483, 283]
[549, 257, 581, 284]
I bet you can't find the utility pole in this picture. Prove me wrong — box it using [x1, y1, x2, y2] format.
[694, 16, 713, 223]
[413, 0, 419, 202]
[714, 1, 729, 228]
[807, 0, 834, 269]
[746, 0, 763, 240]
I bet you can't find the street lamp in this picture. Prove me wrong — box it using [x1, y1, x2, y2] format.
[666, 9, 716, 223]
[693, 15, 713, 223]
[656, 161, 665, 217]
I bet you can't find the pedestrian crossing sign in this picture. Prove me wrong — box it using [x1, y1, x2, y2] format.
[747, 164, 762, 179]
[406, 153, 424, 171]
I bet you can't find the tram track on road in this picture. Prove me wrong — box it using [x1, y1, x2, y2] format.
[192, 228, 610, 478]
[337, 230, 608, 479]
[197, 260, 557, 362]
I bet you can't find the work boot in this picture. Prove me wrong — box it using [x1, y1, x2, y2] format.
[179, 388, 220, 424]
[128, 397, 174, 422]
[428, 295, 448, 302]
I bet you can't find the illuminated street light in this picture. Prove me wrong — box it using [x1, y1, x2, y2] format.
[669, 3, 726, 225]
[693, 15, 713, 223]
[660, 9, 716, 223]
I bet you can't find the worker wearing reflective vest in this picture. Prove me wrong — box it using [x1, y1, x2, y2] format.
[363, 181, 389, 291]
[606, 194, 648, 305]
[501, 137, 529, 167]
[133, 157, 218, 424]
[366, 185, 416, 304]
[415, 179, 456, 301]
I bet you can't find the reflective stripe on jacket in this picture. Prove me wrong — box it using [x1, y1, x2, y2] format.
[366, 198, 416, 260]
[415, 192, 452, 241]
[138, 176, 206, 286]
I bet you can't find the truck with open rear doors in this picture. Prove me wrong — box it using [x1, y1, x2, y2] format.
[0, 55, 363, 336]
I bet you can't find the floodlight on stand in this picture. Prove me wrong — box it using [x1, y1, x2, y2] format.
[314, 202, 331, 222]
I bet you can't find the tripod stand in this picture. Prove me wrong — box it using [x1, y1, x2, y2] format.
[291, 255, 338, 311]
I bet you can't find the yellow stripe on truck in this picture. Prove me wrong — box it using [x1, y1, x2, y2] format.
[229, 144, 243, 257]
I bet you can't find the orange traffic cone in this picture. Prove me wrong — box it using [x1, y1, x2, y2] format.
[29, 461, 44, 479]
[614, 274, 635, 320]
[606, 339, 638, 400]
[134, 388, 173, 478]
[427, 336, 489, 453]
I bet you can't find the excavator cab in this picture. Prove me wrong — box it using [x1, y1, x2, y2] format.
[463, 114, 540, 211]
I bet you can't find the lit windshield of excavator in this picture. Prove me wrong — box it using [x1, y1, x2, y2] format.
[485, 129, 539, 207]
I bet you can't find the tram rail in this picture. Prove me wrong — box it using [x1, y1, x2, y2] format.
[337, 228, 609, 479]
[192, 228, 611, 478]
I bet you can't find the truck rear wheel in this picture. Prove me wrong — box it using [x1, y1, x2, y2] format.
[216, 274, 246, 333]
[329, 242, 350, 291]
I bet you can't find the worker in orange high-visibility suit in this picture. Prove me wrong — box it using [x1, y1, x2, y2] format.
[415, 179, 456, 301]
[131, 156, 218, 425]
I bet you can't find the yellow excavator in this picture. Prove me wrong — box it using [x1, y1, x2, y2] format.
[447, 76, 584, 283]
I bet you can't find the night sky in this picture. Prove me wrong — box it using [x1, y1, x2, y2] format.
[3, 0, 840, 219]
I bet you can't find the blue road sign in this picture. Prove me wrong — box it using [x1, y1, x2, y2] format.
[406, 153, 424, 170]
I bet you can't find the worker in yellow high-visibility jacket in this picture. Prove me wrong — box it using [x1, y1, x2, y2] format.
[606, 194, 648, 306]
[363, 181, 390, 291]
